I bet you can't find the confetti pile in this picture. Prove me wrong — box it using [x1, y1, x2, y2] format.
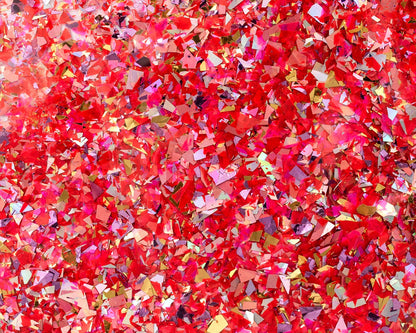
[1, 0, 416, 332]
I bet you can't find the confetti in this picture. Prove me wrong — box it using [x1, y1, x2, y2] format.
[206, 316, 228, 333]
[1, 0, 416, 331]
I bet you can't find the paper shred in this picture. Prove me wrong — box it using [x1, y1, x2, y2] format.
[279, 275, 290, 294]
[311, 62, 328, 82]
[124, 228, 148, 242]
[288, 269, 302, 280]
[126, 70, 143, 90]
[238, 268, 256, 282]
[96, 205, 111, 222]
[207, 315, 228, 333]
[387, 108, 398, 121]
[207, 51, 223, 67]
[376, 201, 397, 219]
[141, 278, 157, 297]
[356, 204, 376, 216]
[258, 152, 275, 181]
[266, 274, 279, 289]
[259, 216, 277, 235]
[137, 57, 151, 67]
[195, 269, 211, 283]
[389, 273, 405, 291]
[334, 316, 347, 333]
[289, 165, 307, 182]
[20, 269, 32, 284]
[308, 4, 325, 23]
[208, 167, 237, 186]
